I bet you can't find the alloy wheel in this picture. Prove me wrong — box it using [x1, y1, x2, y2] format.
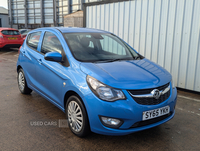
[18, 71, 25, 91]
[68, 101, 83, 132]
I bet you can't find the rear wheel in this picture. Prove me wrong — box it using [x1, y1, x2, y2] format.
[17, 68, 32, 94]
[66, 95, 90, 137]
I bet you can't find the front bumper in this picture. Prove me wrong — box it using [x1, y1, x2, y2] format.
[83, 86, 177, 136]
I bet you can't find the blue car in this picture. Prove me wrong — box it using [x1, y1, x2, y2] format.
[17, 27, 177, 137]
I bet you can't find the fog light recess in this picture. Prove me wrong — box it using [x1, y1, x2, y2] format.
[99, 116, 123, 128]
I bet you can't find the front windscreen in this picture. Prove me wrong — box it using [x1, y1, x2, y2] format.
[63, 33, 141, 62]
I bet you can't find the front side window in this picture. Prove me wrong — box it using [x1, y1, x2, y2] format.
[64, 33, 140, 62]
[27, 32, 42, 50]
[41, 32, 63, 55]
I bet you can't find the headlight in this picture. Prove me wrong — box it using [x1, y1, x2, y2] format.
[171, 78, 175, 89]
[86, 75, 126, 101]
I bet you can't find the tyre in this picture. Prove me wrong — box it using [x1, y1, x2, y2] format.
[17, 68, 32, 94]
[66, 95, 90, 137]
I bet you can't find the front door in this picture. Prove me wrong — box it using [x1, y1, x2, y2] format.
[35, 31, 68, 106]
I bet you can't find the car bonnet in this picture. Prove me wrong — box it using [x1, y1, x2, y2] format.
[80, 58, 172, 90]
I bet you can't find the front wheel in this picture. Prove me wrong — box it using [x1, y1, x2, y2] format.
[17, 68, 32, 94]
[66, 95, 90, 137]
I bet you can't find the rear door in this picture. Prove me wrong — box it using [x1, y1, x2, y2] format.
[21, 31, 43, 88]
[35, 31, 68, 106]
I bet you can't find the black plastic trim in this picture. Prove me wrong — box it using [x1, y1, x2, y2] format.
[130, 112, 173, 128]
[2, 44, 21, 48]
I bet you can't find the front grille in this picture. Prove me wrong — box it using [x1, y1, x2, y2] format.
[130, 112, 172, 128]
[132, 90, 170, 105]
[128, 83, 169, 95]
[128, 83, 170, 105]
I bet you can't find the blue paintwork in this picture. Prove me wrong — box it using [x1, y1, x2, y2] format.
[80, 59, 172, 90]
[17, 27, 177, 136]
[44, 52, 63, 62]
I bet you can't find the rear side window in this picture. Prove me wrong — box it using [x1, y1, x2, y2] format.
[41, 32, 63, 54]
[1, 30, 20, 35]
[27, 32, 41, 50]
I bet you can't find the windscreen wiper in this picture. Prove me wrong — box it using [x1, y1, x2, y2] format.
[134, 56, 140, 60]
[103, 58, 124, 62]
[93, 58, 128, 63]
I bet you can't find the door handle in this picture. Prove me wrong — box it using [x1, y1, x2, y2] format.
[37, 59, 42, 65]
[22, 51, 25, 56]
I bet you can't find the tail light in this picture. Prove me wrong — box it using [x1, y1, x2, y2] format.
[0, 34, 3, 43]
[0, 34, 3, 39]
[18, 46, 22, 54]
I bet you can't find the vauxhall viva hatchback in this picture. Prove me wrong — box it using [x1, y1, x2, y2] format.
[17, 27, 177, 137]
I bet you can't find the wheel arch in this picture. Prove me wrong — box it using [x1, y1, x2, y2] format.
[64, 90, 91, 136]
[17, 65, 22, 72]
[64, 90, 85, 112]
[64, 90, 90, 128]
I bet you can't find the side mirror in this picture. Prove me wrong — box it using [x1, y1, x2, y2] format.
[44, 52, 62, 62]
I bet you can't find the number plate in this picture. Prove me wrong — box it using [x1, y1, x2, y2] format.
[8, 37, 17, 40]
[142, 106, 170, 121]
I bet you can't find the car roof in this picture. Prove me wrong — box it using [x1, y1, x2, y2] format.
[0, 28, 19, 31]
[56, 27, 110, 33]
[32, 27, 110, 34]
